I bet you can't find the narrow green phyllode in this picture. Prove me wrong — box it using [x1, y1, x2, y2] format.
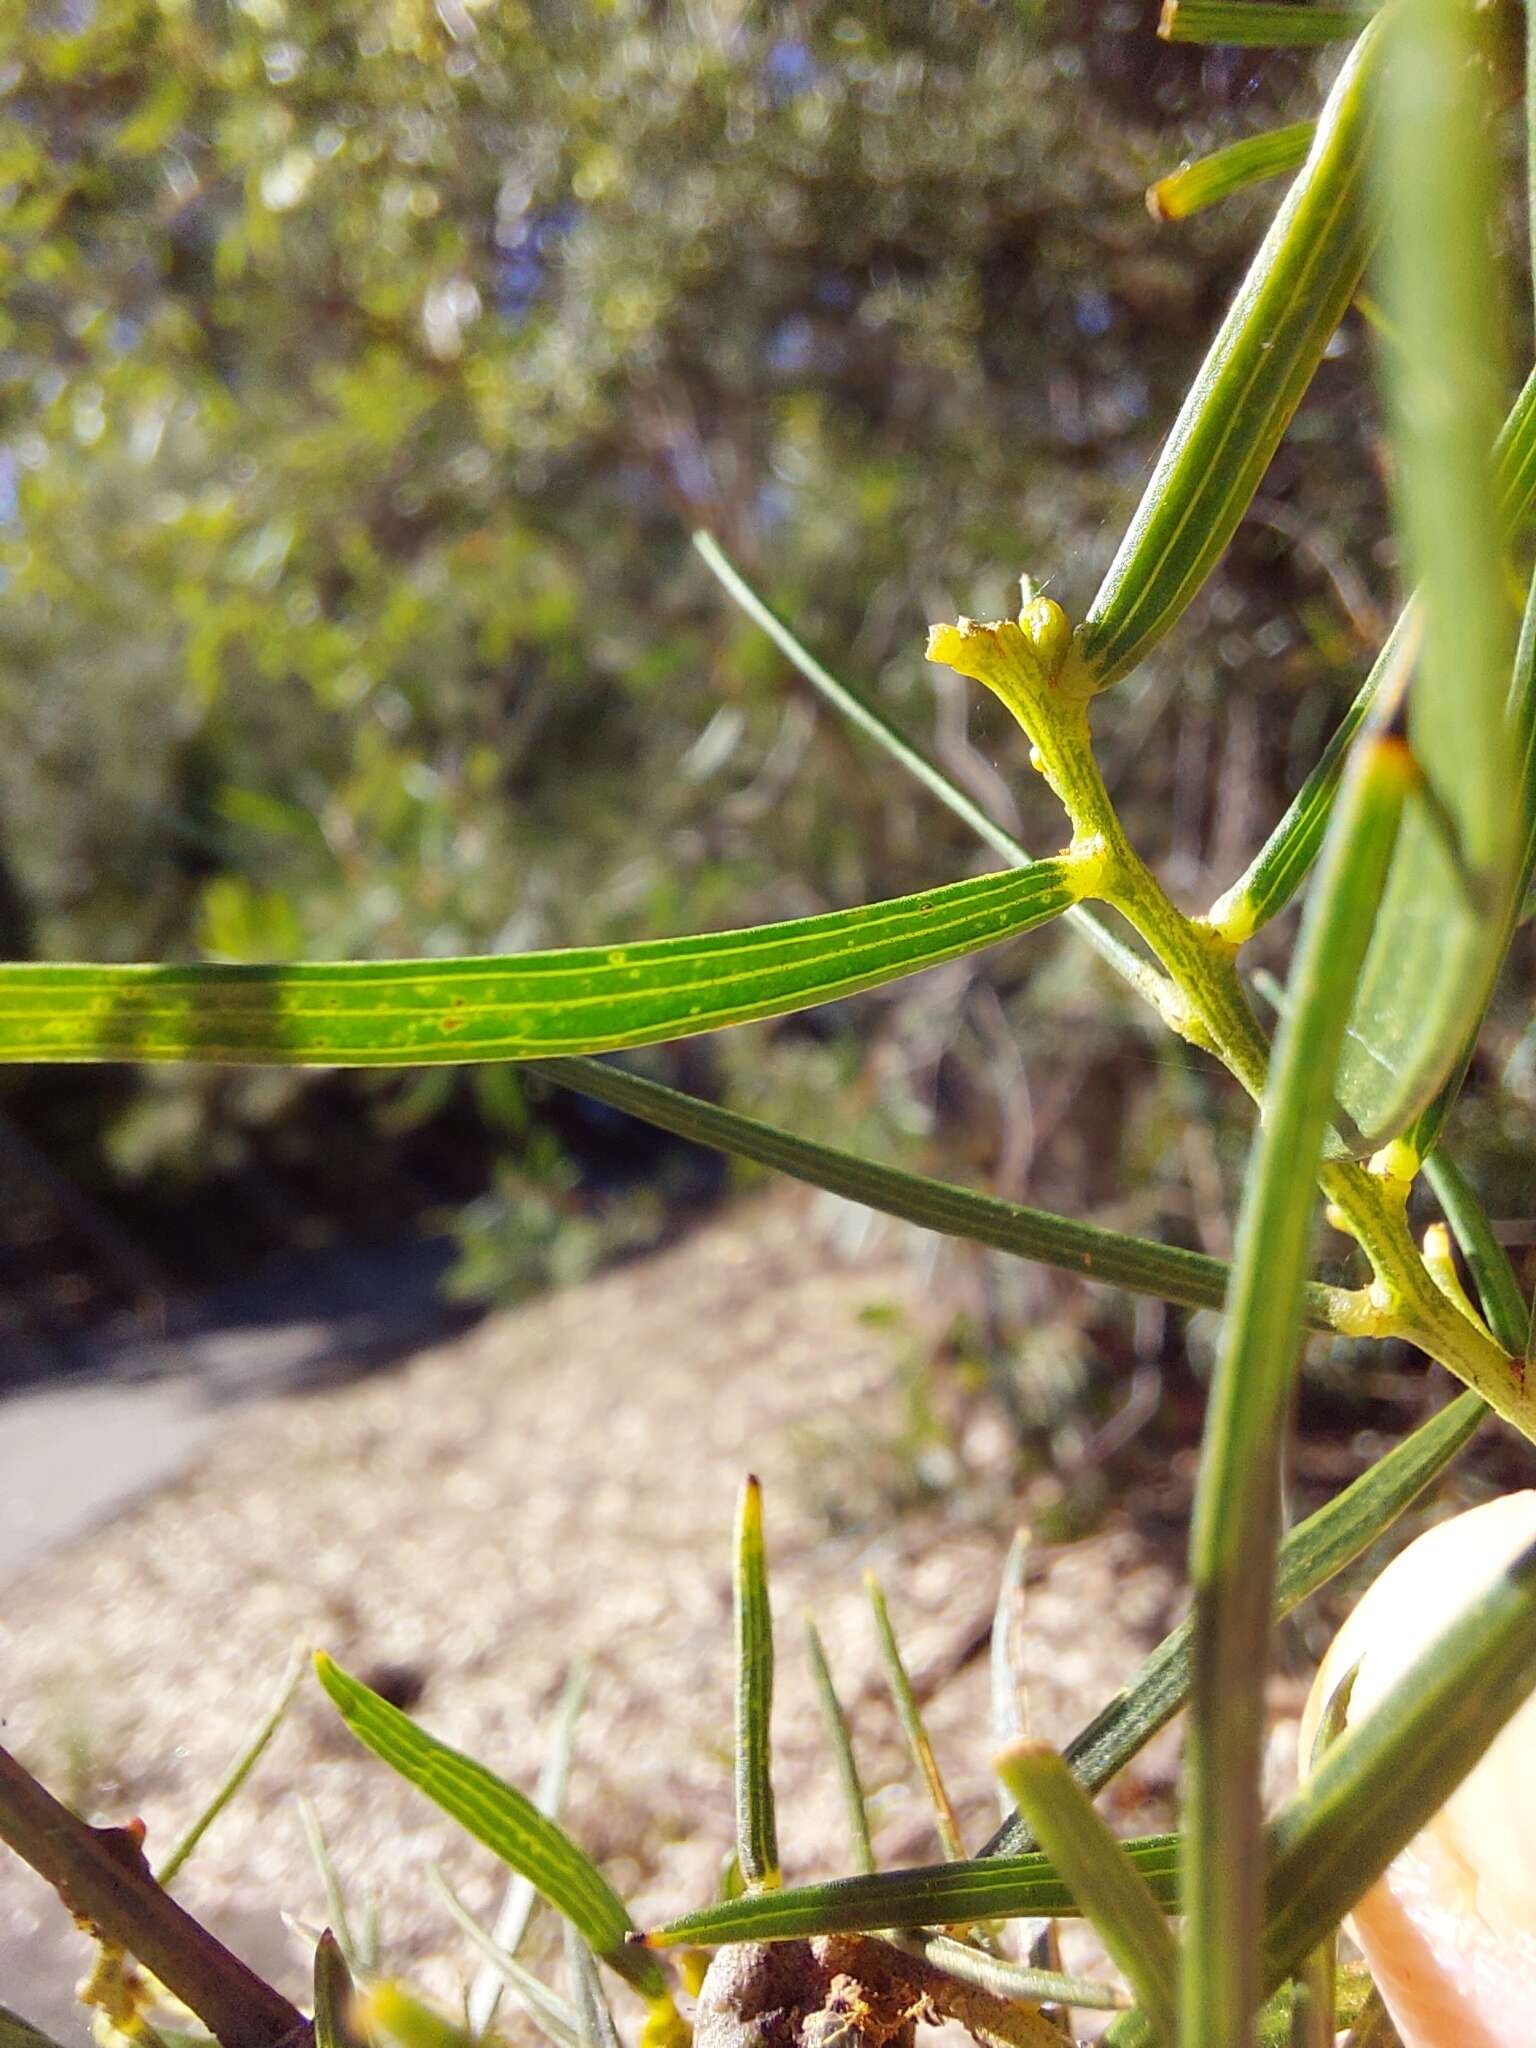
[1158, 3, 1370, 46]
[1181, 731, 1414, 2048]
[1332, 0, 1519, 1151]
[1077, 17, 1380, 688]
[996, 1741, 1178, 2045]
[734, 1476, 780, 1891]
[1148, 121, 1315, 222]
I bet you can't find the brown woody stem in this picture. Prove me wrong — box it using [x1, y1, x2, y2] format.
[0, 1742, 309, 2048]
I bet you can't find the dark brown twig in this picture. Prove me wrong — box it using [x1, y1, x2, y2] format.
[0, 1742, 310, 2048]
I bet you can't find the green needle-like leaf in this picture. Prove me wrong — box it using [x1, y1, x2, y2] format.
[896, 1932, 1130, 2014]
[314, 1932, 363, 2048]
[0, 865, 1077, 1068]
[734, 1476, 780, 1892]
[469, 1661, 589, 2040]
[313, 1653, 667, 2002]
[1148, 122, 1315, 221]
[1209, 607, 1418, 942]
[867, 1573, 967, 1864]
[1158, 3, 1371, 45]
[1182, 733, 1412, 2048]
[566, 1927, 623, 2048]
[158, 1646, 306, 1888]
[1214, 360, 1536, 943]
[1423, 1152, 1531, 1356]
[1330, 0, 1520, 1151]
[804, 1615, 875, 1876]
[989, 1530, 1031, 1754]
[982, 1382, 1484, 1861]
[996, 1742, 1178, 2046]
[645, 1835, 1184, 1947]
[1076, 18, 1380, 688]
[434, 1869, 582, 2048]
[530, 1053, 1341, 1323]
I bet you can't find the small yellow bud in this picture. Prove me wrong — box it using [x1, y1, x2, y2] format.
[1018, 594, 1073, 679]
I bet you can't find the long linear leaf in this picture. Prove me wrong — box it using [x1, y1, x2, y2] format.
[1213, 360, 1536, 943]
[996, 1743, 1178, 2046]
[1182, 733, 1412, 2048]
[896, 1932, 1129, 2014]
[1331, 0, 1519, 1151]
[0, 865, 1077, 1067]
[1209, 608, 1418, 942]
[982, 1384, 1485, 1859]
[1399, 533, 1536, 1163]
[1076, 18, 1380, 688]
[434, 1870, 582, 2048]
[805, 1615, 875, 1876]
[867, 1573, 967, 1863]
[313, 1654, 666, 2001]
[645, 1835, 1184, 1947]
[691, 531, 1163, 1002]
[469, 1660, 589, 2040]
[566, 1927, 623, 2048]
[158, 1646, 306, 1888]
[314, 1932, 363, 2048]
[734, 1476, 780, 1891]
[1159, 3, 1371, 45]
[529, 1053, 1346, 1325]
[1148, 122, 1315, 222]
[1423, 1153, 1531, 1355]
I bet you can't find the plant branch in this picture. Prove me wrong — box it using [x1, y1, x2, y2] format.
[927, 609, 1536, 1439]
[0, 1742, 310, 2048]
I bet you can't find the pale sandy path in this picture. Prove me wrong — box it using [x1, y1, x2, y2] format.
[0, 1192, 1181, 2040]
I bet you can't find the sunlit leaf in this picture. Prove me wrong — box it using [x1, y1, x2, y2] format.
[804, 1616, 874, 1877]
[995, 1742, 1177, 2045]
[646, 1835, 1184, 1947]
[531, 1053, 1341, 1323]
[313, 1654, 667, 2002]
[734, 1476, 779, 1891]
[1331, 0, 1520, 1152]
[1159, 3, 1370, 46]
[0, 865, 1078, 1067]
[314, 1932, 363, 2048]
[1182, 733, 1412, 2047]
[867, 1573, 966, 1863]
[1148, 122, 1315, 222]
[1077, 18, 1380, 687]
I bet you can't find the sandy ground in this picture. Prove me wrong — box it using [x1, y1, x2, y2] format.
[0, 1191, 1190, 2042]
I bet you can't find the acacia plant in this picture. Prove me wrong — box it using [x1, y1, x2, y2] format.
[4, 2, 1536, 2045]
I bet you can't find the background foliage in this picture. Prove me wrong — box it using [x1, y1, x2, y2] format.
[6, 0, 1525, 1450]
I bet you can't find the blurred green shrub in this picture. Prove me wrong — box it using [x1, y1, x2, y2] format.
[0, 0, 1405, 1343]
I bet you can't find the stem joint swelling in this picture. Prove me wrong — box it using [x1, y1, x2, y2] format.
[927, 601, 1534, 1436]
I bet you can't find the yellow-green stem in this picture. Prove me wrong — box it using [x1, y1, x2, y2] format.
[927, 606, 1533, 1438]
